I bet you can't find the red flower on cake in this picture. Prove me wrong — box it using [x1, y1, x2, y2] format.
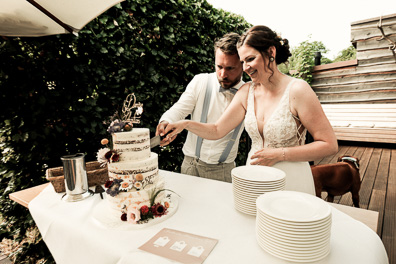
[104, 180, 113, 188]
[151, 203, 167, 217]
[104, 151, 113, 160]
[140, 205, 149, 216]
[121, 213, 127, 221]
[111, 152, 120, 162]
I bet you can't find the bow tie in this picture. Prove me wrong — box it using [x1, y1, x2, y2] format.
[219, 86, 238, 95]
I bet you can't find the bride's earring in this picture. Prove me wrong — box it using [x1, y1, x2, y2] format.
[270, 56, 274, 62]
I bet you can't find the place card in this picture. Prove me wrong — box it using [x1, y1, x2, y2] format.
[139, 228, 218, 264]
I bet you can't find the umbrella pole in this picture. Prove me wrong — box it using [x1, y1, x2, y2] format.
[26, 0, 76, 34]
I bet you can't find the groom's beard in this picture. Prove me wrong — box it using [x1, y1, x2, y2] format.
[218, 77, 240, 89]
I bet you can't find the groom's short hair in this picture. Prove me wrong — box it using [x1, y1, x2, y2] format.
[214, 32, 240, 56]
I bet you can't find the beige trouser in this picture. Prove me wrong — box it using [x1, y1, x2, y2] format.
[181, 155, 235, 183]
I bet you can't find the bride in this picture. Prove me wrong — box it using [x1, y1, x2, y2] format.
[162, 25, 338, 195]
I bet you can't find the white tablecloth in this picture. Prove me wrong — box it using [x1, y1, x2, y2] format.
[29, 170, 389, 264]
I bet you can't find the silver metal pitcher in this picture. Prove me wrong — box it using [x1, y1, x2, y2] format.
[61, 153, 92, 202]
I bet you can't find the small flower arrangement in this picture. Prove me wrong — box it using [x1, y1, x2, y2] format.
[97, 138, 120, 167]
[118, 188, 175, 224]
[104, 173, 145, 196]
[107, 119, 133, 134]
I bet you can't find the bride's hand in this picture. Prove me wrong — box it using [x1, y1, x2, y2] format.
[250, 148, 283, 166]
[163, 120, 189, 141]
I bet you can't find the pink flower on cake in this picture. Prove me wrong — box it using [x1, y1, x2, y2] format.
[127, 206, 141, 224]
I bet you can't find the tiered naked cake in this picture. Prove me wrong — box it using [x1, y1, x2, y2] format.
[96, 93, 174, 225]
[106, 128, 165, 215]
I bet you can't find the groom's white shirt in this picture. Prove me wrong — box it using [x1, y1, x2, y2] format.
[159, 72, 244, 164]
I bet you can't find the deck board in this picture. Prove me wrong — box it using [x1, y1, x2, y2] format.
[316, 141, 395, 264]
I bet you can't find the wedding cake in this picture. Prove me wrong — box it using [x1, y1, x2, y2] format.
[97, 94, 172, 225]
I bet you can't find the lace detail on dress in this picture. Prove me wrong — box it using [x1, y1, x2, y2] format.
[244, 79, 307, 161]
[244, 82, 263, 156]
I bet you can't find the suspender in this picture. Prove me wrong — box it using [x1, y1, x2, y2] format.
[195, 77, 242, 163]
[218, 121, 243, 163]
[194, 79, 213, 159]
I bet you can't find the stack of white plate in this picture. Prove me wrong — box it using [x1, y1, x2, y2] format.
[256, 191, 332, 262]
[231, 166, 286, 216]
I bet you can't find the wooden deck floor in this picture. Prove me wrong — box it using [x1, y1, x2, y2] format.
[314, 141, 396, 264]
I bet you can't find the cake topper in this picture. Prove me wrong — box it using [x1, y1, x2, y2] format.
[121, 93, 143, 124]
[98, 92, 144, 166]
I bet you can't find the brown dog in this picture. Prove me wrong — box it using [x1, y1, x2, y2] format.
[311, 156, 361, 207]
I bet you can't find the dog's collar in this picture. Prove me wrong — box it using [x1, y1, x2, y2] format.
[341, 157, 359, 169]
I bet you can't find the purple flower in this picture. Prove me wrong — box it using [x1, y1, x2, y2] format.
[107, 120, 126, 134]
[106, 178, 123, 197]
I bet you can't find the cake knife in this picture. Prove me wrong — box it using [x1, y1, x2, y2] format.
[150, 135, 161, 148]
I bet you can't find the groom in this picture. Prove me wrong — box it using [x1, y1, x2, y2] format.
[156, 32, 245, 182]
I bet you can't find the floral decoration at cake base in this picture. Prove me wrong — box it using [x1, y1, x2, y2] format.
[91, 191, 178, 230]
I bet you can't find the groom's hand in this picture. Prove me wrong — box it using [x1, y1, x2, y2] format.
[156, 121, 177, 146]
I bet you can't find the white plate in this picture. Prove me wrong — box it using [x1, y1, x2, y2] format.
[257, 237, 330, 262]
[231, 165, 285, 182]
[256, 225, 331, 247]
[233, 189, 275, 198]
[234, 197, 257, 206]
[257, 209, 332, 227]
[257, 237, 330, 257]
[257, 219, 332, 234]
[257, 211, 332, 230]
[257, 220, 332, 237]
[234, 205, 256, 215]
[256, 226, 331, 245]
[232, 176, 286, 185]
[256, 191, 331, 223]
[257, 236, 330, 257]
[232, 184, 285, 192]
[258, 238, 330, 256]
[233, 184, 285, 193]
[234, 199, 257, 210]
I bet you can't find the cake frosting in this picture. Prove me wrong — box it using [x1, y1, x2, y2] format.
[101, 127, 168, 224]
[112, 129, 151, 162]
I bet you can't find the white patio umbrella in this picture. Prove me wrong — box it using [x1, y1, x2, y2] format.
[0, 0, 125, 37]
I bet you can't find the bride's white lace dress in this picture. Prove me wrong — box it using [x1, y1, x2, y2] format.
[244, 79, 315, 195]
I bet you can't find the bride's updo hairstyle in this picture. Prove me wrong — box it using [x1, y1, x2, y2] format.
[237, 25, 291, 80]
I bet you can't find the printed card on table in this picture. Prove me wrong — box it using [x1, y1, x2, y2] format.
[139, 228, 218, 264]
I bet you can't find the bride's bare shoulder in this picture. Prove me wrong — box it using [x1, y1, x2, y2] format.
[238, 82, 252, 92]
[290, 78, 316, 98]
